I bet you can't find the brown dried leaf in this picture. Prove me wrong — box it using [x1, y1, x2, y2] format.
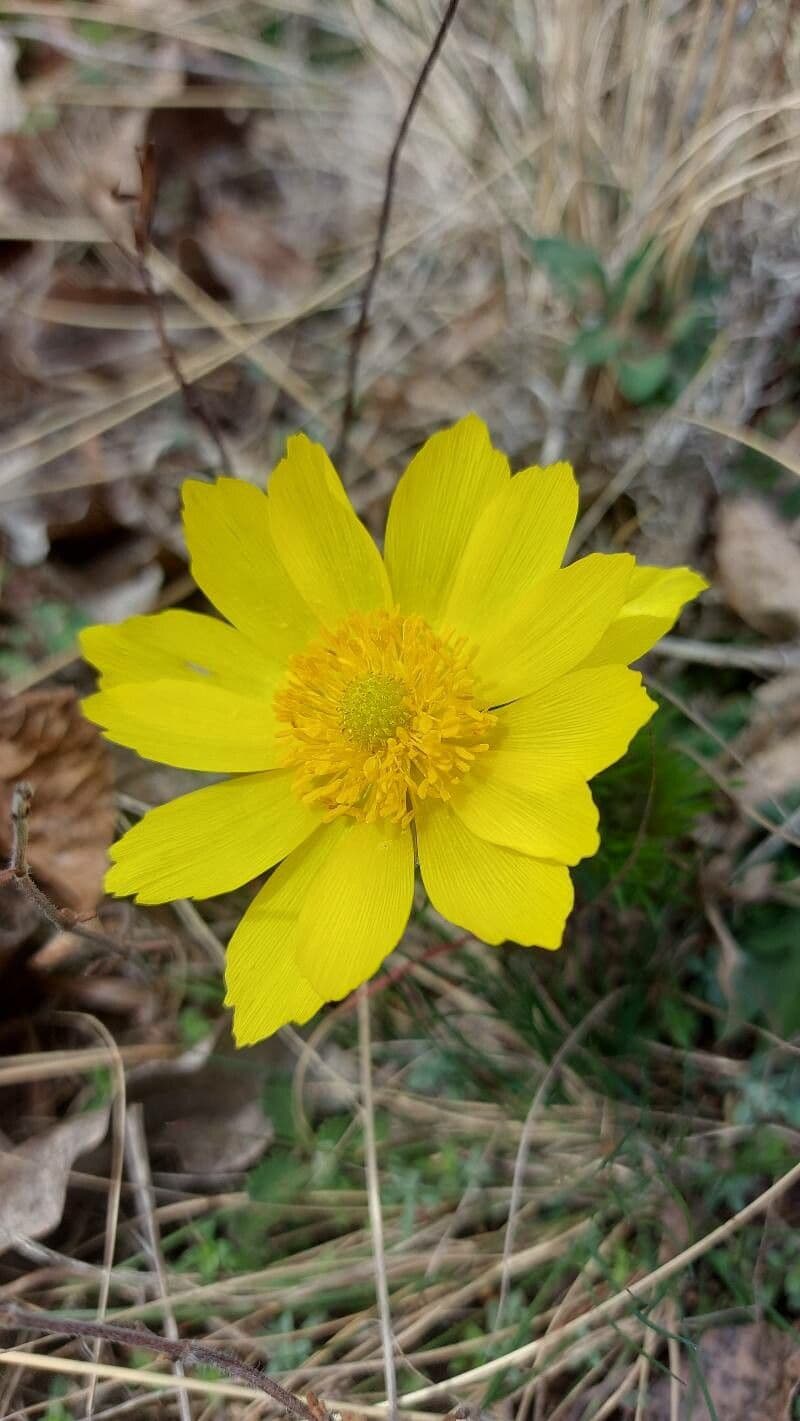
[736, 674, 800, 808]
[0, 689, 114, 914]
[130, 1038, 275, 1176]
[18, 273, 156, 384]
[0, 1107, 109, 1253]
[197, 199, 315, 310]
[643, 1324, 800, 1419]
[716, 498, 800, 638]
[741, 730, 800, 807]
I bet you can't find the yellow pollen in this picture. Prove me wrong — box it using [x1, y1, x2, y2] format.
[274, 609, 496, 827]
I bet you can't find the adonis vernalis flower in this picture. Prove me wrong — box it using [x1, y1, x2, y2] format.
[80, 416, 706, 1044]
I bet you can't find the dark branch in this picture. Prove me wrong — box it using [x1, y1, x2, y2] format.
[132, 144, 230, 473]
[0, 782, 157, 965]
[0, 1305, 323, 1419]
[334, 0, 463, 468]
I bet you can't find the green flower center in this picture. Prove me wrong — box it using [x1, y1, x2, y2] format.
[340, 672, 410, 750]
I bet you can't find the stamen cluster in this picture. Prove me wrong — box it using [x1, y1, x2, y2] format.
[274, 609, 495, 826]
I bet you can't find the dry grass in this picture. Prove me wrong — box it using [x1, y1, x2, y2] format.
[3, 948, 798, 1419]
[1, 0, 798, 505]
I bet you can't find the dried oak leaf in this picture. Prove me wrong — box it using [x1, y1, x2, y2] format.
[0, 689, 114, 914]
[716, 498, 800, 638]
[0, 1108, 109, 1254]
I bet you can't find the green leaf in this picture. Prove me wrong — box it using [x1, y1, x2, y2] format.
[607, 241, 658, 316]
[665, 302, 706, 345]
[528, 236, 606, 301]
[569, 325, 626, 367]
[316, 1114, 350, 1147]
[248, 1150, 305, 1203]
[734, 905, 800, 1036]
[177, 1006, 211, 1047]
[74, 19, 118, 43]
[262, 1075, 295, 1141]
[616, 352, 671, 404]
[659, 995, 699, 1050]
[29, 601, 90, 655]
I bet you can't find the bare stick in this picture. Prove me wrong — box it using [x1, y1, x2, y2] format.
[0, 1306, 320, 1419]
[335, 0, 463, 467]
[132, 144, 230, 473]
[358, 987, 398, 1420]
[400, 1152, 800, 1405]
[496, 990, 623, 1325]
[124, 1105, 192, 1421]
[1, 782, 159, 965]
[654, 634, 800, 675]
[10, 778, 32, 865]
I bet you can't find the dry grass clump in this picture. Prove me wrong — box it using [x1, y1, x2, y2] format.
[0, 1, 797, 514]
[3, 941, 797, 1419]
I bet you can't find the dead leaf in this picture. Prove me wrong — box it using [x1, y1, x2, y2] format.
[734, 674, 800, 808]
[197, 199, 315, 311]
[643, 1324, 800, 1420]
[17, 273, 156, 385]
[0, 689, 114, 915]
[741, 731, 800, 807]
[129, 1037, 275, 1176]
[716, 498, 800, 638]
[0, 1107, 109, 1253]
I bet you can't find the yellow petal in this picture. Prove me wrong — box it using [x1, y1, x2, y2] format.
[268, 434, 391, 625]
[106, 770, 320, 904]
[225, 825, 333, 1046]
[471, 552, 634, 704]
[82, 679, 276, 772]
[80, 610, 274, 697]
[444, 462, 578, 635]
[452, 759, 599, 865]
[182, 477, 318, 663]
[294, 820, 414, 1000]
[384, 414, 511, 623]
[580, 564, 708, 668]
[417, 801, 573, 949]
[492, 666, 657, 782]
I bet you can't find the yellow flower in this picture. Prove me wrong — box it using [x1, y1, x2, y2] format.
[80, 416, 706, 1045]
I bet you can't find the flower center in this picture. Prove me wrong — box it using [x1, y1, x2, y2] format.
[340, 672, 410, 750]
[274, 609, 495, 826]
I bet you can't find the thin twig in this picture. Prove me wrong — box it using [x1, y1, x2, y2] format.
[131, 144, 230, 473]
[66, 1011, 126, 1418]
[633, 1315, 660, 1421]
[10, 778, 31, 864]
[124, 1105, 192, 1421]
[654, 634, 800, 674]
[496, 990, 624, 1325]
[335, 0, 463, 467]
[400, 1153, 800, 1406]
[649, 676, 800, 850]
[358, 987, 399, 1420]
[0, 783, 142, 959]
[0, 1306, 319, 1420]
[570, 331, 727, 552]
